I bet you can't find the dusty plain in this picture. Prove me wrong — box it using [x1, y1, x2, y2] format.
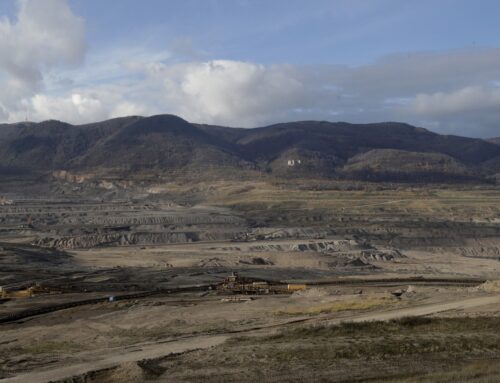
[1, 179, 500, 382]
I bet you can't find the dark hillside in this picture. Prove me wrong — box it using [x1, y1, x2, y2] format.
[0, 115, 499, 182]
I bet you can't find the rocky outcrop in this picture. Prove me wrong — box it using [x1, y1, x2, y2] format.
[289, 240, 370, 252]
[355, 249, 404, 262]
[34, 230, 241, 249]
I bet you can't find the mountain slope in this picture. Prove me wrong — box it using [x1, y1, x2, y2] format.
[237, 121, 499, 164]
[234, 121, 500, 180]
[73, 115, 247, 173]
[340, 149, 478, 182]
[0, 115, 499, 183]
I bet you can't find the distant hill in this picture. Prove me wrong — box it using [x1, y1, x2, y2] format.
[1, 115, 499, 183]
[489, 137, 500, 146]
[340, 149, 479, 182]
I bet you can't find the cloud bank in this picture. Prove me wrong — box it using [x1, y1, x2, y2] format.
[1, 0, 500, 138]
[0, 0, 85, 118]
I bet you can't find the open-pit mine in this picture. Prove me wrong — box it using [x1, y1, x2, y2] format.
[1, 176, 500, 382]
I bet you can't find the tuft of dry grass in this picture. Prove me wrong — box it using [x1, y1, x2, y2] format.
[161, 316, 500, 383]
[377, 360, 500, 383]
[19, 341, 81, 354]
[275, 295, 396, 316]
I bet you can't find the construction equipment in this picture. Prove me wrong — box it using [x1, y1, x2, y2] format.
[217, 272, 306, 295]
[0, 283, 51, 299]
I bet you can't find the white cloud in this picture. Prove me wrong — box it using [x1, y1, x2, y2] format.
[158, 60, 315, 126]
[10, 83, 152, 124]
[331, 49, 500, 98]
[405, 86, 500, 137]
[110, 102, 147, 119]
[136, 50, 500, 133]
[0, 0, 85, 118]
[29, 93, 107, 123]
[411, 86, 500, 115]
[13, 50, 500, 137]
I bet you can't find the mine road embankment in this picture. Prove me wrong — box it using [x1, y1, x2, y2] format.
[298, 277, 485, 287]
[0, 286, 209, 324]
[0, 277, 484, 325]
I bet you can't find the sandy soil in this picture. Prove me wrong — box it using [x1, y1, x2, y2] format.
[3, 289, 500, 383]
[1, 183, 500, 382]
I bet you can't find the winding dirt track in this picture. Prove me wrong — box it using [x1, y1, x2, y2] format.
[0, 335, 229, 383]
[325, 294, 500, 324]
[3, 293, 500, 383]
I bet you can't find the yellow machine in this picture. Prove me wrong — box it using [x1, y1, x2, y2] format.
[0, 284, 50, 299]
[286, 284, 307, 292]
[217, 272, 306, 294]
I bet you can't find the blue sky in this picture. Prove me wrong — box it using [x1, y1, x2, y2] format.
[65, 0, 500, 65]
[0, 0, 500, 137]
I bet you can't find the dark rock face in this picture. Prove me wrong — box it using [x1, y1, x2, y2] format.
[1, 115, 500, 182]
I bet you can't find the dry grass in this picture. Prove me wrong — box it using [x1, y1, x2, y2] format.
[159, 317, 500, 382]
[275, 295, 397, 316]
[193, 180, 500, 223]
[378, 360, 500, 383]
[16, 341, 81, 355]
[106, 320, 236, 346]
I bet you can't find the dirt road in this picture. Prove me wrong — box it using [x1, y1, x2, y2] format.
[0, 335, 228, 383]
[3, 294, 500, 383]
[325, 294, 500, 324]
